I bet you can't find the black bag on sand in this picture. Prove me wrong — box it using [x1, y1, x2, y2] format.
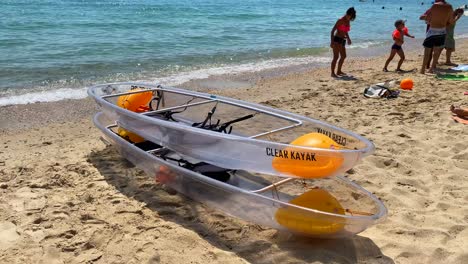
[364, 83, 400, 99]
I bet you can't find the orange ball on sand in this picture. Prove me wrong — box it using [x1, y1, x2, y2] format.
[400, 78, 414, 90]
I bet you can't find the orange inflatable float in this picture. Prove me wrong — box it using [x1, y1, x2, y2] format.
[271, 133, 344, 178]
[117, 88, 153, 112]
[117, 127, 145, 143]
[275, 188, 345, 235]
[154, 165, 176, 184]
[117, 88, 153, 143]
[400, 78, 413, 90]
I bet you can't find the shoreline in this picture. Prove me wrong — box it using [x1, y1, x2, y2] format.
[2, 37, 467, 116]
[1, 40, 467, 263]
[3, 36, 468, 108]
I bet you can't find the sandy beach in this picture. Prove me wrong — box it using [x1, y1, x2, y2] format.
[1, 41, 467, 264]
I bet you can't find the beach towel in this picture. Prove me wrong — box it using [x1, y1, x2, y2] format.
[436, 74, 468, 81]
[451, 64, 468, 72]
[364, 83, 400, 99]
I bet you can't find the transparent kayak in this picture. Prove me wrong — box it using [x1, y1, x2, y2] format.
[88, 82, 375, 179]
[94, 112, 386, 238]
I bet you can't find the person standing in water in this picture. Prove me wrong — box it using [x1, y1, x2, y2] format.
[330, 7, 356, 78]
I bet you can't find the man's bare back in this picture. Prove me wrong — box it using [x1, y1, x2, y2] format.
[427, 3, 454, 28]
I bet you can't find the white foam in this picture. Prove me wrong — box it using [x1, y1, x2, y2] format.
[155, 56, 331, 85]
[348, 41, 384, 49]
[455, 33, 468, 39]
[0, 55, 331, 107]
[0, 88, 88, 107]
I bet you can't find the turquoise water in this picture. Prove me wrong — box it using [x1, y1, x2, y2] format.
[1, 0, 467, 104]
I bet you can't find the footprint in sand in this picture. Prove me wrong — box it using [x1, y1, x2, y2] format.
[452, 152, 468, 161]
[0, 222, 20, 250]
[41, 246, 65, 264]
[8, 187, 47, 212]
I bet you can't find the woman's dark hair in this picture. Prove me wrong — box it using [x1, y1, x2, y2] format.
[346, 7, 356, 21]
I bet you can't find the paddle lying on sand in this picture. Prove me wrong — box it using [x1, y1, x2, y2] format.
[451, 64, 468, 72]
[436, 74, 468, 81]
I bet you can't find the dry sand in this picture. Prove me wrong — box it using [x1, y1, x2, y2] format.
[1, 41, 467, 264]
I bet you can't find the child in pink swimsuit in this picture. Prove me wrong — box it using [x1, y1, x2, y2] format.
[383, 20, 414, 72]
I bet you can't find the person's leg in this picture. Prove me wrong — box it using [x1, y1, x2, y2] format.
[445, 36, 456, 65]
[445, 49, 451, 63]
[337, 46, 347, 75]
[396, 49, 405, 71]
[426, 48, 433, 69]
[331, 43, 339, 77]
[383, 49, 397, 71]
[429, 47, 443, 73]
[421, 47, 432, 74]
[445, 48, 457, 66]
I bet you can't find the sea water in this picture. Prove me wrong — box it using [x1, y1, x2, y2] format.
[1, 0, 467, 105]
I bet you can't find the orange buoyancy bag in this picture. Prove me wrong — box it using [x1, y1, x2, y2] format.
[272, 133, 344, 178]
[116, 88, 153, 143]
[275, 188, 345, 236]
[117, 88, 153, 112]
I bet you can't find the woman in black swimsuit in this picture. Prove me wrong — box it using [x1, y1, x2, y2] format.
[330, 7, 356, 78]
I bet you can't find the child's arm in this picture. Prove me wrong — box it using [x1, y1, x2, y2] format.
[404, 32, 415, 38]
[403, 27, 414, 39]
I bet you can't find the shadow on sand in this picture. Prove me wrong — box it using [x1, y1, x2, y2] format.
[88, 147, 394, 264]
[435, 68, 463, 74]
[396, 68, 417, 74]
[336, 75, 359, 81]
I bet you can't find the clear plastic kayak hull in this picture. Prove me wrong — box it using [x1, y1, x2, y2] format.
[88, 83, 375, 179]
[94, 112, 386, 238]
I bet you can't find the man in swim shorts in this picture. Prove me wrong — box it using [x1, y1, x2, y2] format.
[383, 20, 415, 72]
[420, 0, 454, 74]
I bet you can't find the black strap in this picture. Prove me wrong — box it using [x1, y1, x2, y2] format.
[192, 105, 217, 128]
[216, 114, 255, 133]
[158, 152, 231, 182]
[151, 95, 196, 122]
[150, 90, 164, 111]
